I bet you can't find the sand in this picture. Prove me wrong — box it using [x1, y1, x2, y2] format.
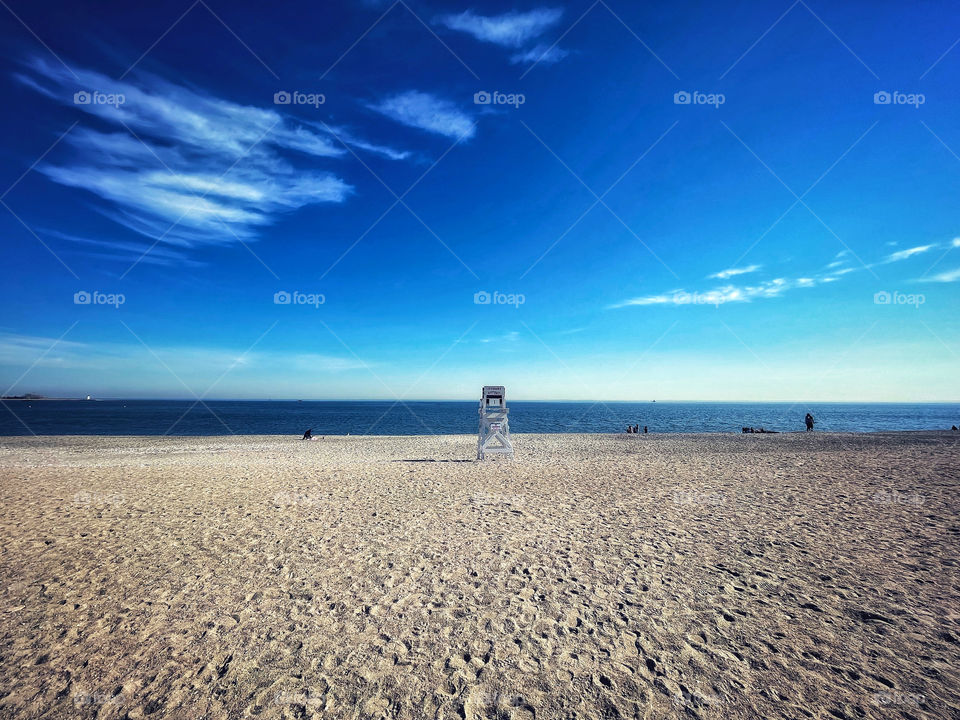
[0, 431, 957, 719]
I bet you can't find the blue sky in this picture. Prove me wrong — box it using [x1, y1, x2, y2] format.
[0, 0, 958, 401]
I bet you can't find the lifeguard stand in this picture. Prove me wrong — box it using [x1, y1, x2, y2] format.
[478, 385, 513, 460]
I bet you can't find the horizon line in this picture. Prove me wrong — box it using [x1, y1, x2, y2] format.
[4, 397, 959, 405]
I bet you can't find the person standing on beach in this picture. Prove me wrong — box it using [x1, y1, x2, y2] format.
[804, 414, 814, 431]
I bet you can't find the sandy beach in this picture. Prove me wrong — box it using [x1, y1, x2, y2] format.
[0, 431, 957, 719]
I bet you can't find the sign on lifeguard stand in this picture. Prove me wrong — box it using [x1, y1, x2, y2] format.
[478, 385, 514, 460]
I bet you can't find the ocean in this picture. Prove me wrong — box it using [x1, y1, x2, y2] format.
[1, 400, 958, 436]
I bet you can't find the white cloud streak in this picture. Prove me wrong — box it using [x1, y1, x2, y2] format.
[707, 264, 762, 280]
[883, 244, 935, 263]
[15, 56, 407, 249]
[438, 8, 562, 47]
[368, 91, 475, 140]
[510, 44, 569, 65]
[480, 331, 520, 343]
[44, 229, 204, 268]
[613, 237, 958, 308]
[609, 277, 816, 309]
[920, 267, 960, 283]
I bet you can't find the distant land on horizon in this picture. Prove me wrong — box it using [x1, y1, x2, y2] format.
[0, 394, 92, 401]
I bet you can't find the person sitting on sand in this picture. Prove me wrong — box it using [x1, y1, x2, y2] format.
[302, 429, 312, 440]
[805, 413, 814, 432]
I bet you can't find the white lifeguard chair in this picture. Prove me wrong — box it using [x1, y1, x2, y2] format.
[478, 385, 514, 460]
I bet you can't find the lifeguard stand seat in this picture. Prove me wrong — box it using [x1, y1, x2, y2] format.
[478, 385, 514, 460]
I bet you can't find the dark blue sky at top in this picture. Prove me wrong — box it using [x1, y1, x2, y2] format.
[0, 0, 957, 400]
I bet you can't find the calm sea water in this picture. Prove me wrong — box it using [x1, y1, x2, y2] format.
[0, 400, 958, 436]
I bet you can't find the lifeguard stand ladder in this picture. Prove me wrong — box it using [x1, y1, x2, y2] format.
[478, 385, 514, 460]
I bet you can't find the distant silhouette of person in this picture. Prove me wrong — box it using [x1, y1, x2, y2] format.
[643, 426, 648, 434]
[805, 413, 814, 432]
[302, 428, 312, 440]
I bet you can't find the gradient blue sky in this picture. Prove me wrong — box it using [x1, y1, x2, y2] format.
[1, 0, 958, 401]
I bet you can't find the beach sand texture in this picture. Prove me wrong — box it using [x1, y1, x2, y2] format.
[0, 432, 957, 719]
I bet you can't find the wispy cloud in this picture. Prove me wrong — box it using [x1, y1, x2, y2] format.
[368, 91, 475, 140]
[510, 44, 568, 65]
[884, 244, 935, 263]
[480, 331, 520, 343]
[610, 277, 816, 309]
[45, 229, 204, 268]
[15, 56, 407, 248]
[612, 237, 959, 309]
[920, 267, 960, 283]
[707, 264, 761, 280]
[438, 8, 562, 47]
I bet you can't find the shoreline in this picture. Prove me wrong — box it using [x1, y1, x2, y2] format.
[0, 428, 956, 441]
